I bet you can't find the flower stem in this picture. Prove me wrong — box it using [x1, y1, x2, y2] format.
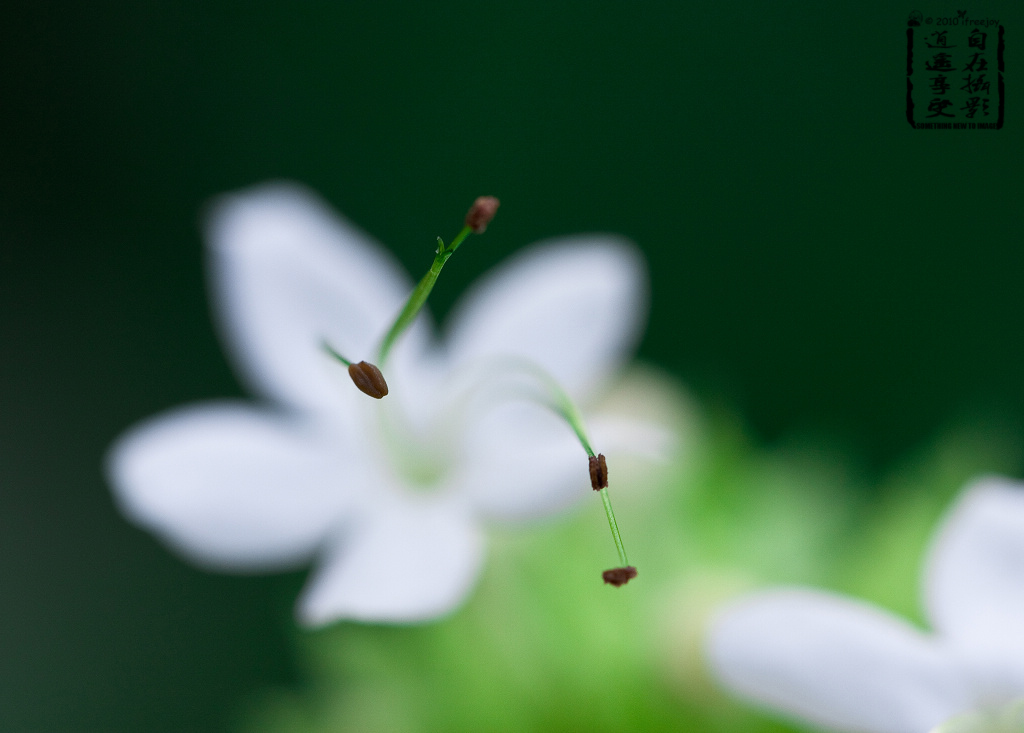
[377, 225, 473, 366]
[495, 359, 631, 571]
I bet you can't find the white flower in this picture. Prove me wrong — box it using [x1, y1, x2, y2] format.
[706, 477, 1024, 733]
[107, 183, 667, 626]
[934, 700, 1024, 733]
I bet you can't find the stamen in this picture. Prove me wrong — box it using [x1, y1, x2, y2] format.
[589, 453, 608, 490]
[347, 361, 389, 399]
[602, 566, 638, 587]
[322, 341, 389, 399]
[377, 196, 499, 365]
[323, 197, 501, 397]
[467, 358, 634, 585]
[464, 196, 500, 234]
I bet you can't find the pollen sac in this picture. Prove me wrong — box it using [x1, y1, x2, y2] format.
[464, 196, 500, 233]
[602, 566, 638, 587]
[347, 361, 389, 399]
[589, 453, 608, 490]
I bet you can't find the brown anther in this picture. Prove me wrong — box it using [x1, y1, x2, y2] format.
[464, 196, 500, 233]
[588, 453, 608, 490]
[347, 361, 389, 399]
[602, 566, 638, 587]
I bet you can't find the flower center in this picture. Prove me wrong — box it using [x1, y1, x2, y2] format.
[371, 397, 453, 494]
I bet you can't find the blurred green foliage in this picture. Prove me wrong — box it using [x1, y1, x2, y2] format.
[237, 373, 1022, 733]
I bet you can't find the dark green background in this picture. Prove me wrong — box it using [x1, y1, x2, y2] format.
[1, 2, 1020, 730]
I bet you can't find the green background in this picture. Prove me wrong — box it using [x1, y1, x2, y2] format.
[1, 2, 1021, 730]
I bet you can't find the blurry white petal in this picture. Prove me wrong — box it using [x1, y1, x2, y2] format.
[589, 415, 676, 463]
[586, 363, 691, 464]
[298, 501, 483, 624]
[925, 478, 1024, 655]
[444, 239, 646, 399]
[457, 401, 586, 520]
[108, 403, 354, 570]
[707, 589, 971, 733]
[932, 699, 1024, 733]
[207, 183, 427, 414]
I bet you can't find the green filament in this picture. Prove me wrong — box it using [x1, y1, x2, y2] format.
[600, 488, 629, 567]
[497, 359, 631, 571]
[377, 224, 473, 365]
[321, 340, 352, 366]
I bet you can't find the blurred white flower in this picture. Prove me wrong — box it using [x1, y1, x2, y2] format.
[706, 477, 1024, 733]
[108, 183, 668, 625]
[933, 699, 1024, 733]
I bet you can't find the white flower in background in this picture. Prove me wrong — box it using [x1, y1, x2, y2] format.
[706, 477, 1024, 733]
[108, 183, 668, 625]
[934, 699, 1024, 733]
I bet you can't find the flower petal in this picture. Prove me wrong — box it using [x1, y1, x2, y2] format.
[932, 699, 1024, 733]
[207, 183, 427, 414]
[924, 477, 1024, 655]
[455, 400, 586, 520]
[443, 238, 646, 399]
[706, 589, 971, 733]
[297, 499, 483, 625]
[107, 403, 355, 570]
